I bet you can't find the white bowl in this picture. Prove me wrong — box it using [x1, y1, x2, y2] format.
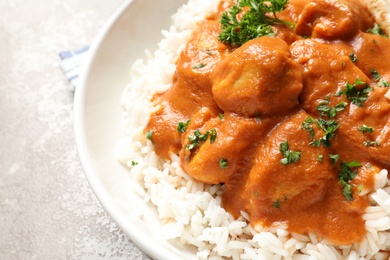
[73, 0, 195, 259]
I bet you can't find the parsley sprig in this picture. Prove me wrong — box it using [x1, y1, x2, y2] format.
[338, 161, 362, 201]
[219, 0, 293, 47]
[378, 80, 390, 87]
[302, 117, 339, 148]
[177, 119, 191, 133]
[146, 130, 154, 142]
[219, 158, 228, 169]
[279, 141, 301, 165]
[186, 129, 217, 151]
[335, 79, 372, 107]
[367, 24, 388, 37]
[371, 69, 381, 81]
[358, 125, 374, 133]
[363, 140, 380, 147]
[316, 97, 347, 119]
[302, 116, 316, 140]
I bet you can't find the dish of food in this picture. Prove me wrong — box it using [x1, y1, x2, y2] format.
[76, 0, 390, 259]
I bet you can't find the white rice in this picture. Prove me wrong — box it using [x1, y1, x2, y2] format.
[119, 0, 390, 259]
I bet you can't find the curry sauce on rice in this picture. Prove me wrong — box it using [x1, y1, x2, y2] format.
[122, 0, 390, 258]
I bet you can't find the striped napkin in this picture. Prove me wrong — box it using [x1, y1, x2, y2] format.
[58, 46, 90, 91]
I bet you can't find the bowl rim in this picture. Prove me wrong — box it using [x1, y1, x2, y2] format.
[73, 1, 184, 258]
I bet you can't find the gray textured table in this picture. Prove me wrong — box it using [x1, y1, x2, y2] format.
[0, 0, 150, 258]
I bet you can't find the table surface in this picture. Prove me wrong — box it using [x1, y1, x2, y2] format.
[0, 0, 150, 258]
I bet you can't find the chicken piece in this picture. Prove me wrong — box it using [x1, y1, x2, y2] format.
[179, 111, 276, 184]
[245, 111, 334, 220]
[295, 0, 374, 39]
[144, 19, 227, 159]
[334, 86, 390, 166]
[291, 39, 390, 166]
[244, 111, 373, 245]
[290, 39, 370, 114]
[211, 37, 303, 117]
[347, 32, 390, 82]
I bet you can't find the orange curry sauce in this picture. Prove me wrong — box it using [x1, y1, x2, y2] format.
[145, 0, 390, 245]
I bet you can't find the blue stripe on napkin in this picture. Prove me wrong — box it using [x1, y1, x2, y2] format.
[58, 46, 89, 91]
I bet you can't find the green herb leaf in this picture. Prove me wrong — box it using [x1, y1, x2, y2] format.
[219, 0, 293, 47]
[272, 199, 281, 209]
[367, 24, 388, 37]
[358, 125, 374, 133]
[358, 184, 364, 194]
[317, 154, 323, 162]
[349, 53, 358, 63]
[310, 119, 339, 148]
[192, 63, 207, 69]
[378, 80, 390, 87]
[316, 97, 347, 118]
[146, 130, 154, 142]
[279, 141, 301, 165]
[131, 161, 138, 166]
[209, 129, 217, 144]
[220, 158, 228, 169]
[186, 129, 209, 151]
[329, 154, 340, 164]
[338, 160, 362, 201]
[205, 49, 213, 56]
[302, 116, 316, 140]
[371, 69, 381, 81]
[177, 119, 191, 133]
[363, 140, 380, 147]
[335, 78, 372, 107]
[303, 116, 339, 148]
[218, 113, 224, 120]
[341, 182, 354, 201]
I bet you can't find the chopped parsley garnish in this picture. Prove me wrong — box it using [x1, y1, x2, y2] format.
[192, 63, 207, 69]
[177, 119, 191, 133]
[218, 0, 293, 47]
[378, 80, 390, 87]
[316, 97, 347, 118]
[349, 53, 358, 63]
[279, 141, 301, 165]
[317, 154, 323, 162]
[311, 119, 339, 148]
[363, 140, 380, 147]
[146, 130, 154, 142]
[186, 129, 208, 150]
[329, 154, 340, 164]
[254, 191, 259, 197]
[186, 129, 217, 151]
[220, 158, 228, 169]
[272, 199, 281, 209]
[205, 49, 213, 56]
[335, 78, 372, 107]
[302, 116, 339, 148]
[371, 69, 381, 81]
[131, 161, 138, 166]
[218, 113, 224, 120]
[338, 160, 362, 201]
[358, 125, 374, 133]
[209, 129, 217, 144]
[302, 116, 316, 140]
[358, 184, 364, 194]
[367, 24, 388, 37]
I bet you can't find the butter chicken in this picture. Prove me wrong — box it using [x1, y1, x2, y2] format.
[144, 0, 390, 245]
